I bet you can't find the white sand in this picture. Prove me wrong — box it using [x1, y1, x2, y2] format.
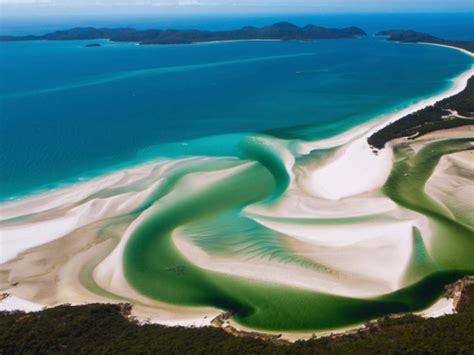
[425, 149, 474, 227]
[132, 307, 219, 327]
[0, 161, 160, 220]
[194, 39, 282, 45]
[94, 161, 255, 300]
[419, 42, 473, 58]
[0, 176, 165, 263]
[417, 297, 456, 318]
[296, 63, 473, 201]
[0, 292, 218, 328]
[0, 42, 472, 336]
[0, 294, 44, 312]
[174, 227, 409, 298]
[246, 192, 398, 219]
[300, 137, 393, 199]
[175, 191, 432, 298]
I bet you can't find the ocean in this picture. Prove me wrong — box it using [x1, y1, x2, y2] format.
[1, 13, 474, 332]
[0, 13, 472, 200]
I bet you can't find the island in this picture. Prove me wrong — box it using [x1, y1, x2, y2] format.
[84, 43, 102, 48]
[0, 22, 366, 45]
[377, 29, 474, 54]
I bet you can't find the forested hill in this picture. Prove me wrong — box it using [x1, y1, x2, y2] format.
[0, 22, 366, 45]
[377, 29, 474, 53]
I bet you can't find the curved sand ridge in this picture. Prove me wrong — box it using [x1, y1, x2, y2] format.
[1, 45, 473, 333]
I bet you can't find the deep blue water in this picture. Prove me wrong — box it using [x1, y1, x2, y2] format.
[0, 14, 472, 200]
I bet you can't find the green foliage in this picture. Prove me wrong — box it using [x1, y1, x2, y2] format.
[377, 30, 474, 54]
[0, 302, 473, 354]
[368, 77, 474, 149]
[0, 23, 366, 45]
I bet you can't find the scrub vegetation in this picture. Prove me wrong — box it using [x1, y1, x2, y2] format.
[1, 286, 473, 355]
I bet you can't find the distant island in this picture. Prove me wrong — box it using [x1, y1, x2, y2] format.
[0, 22, 366, 45]
[377, 29, 474, 53]
[85, 43, 102, 48]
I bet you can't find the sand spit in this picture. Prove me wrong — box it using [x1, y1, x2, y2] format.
[296, 63, 473, 201]
[419, 42, 474, 58]
[0, 160, 170, 263]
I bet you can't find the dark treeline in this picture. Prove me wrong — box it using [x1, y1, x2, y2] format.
[368, 76, 474, 149]
[1, 283, 473, 354]
[377, 29, 474, 54]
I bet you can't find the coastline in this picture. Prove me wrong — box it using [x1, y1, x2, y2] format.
[0, 23, 367, 46]
[0, 40, 473, 339]
[294, 53, 472, 200]
[418, 41, 474, 57]
[2, 42, 471, 204]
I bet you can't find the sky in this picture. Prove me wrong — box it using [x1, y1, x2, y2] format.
[1, 0, 473, 17]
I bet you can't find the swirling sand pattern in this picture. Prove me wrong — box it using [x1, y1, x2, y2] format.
[1, 127, 472, 332]
[0, 47, 473, 334]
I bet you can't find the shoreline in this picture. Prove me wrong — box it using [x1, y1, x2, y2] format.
[1, 275, 471, 343]
[0, 40, 473, 339]
[418, 41, 474, 57]
[1, 41, 471, 204]
[0, 22, 367, 46]
[2, 50, 471, 205]
[294, 50, 472, 200]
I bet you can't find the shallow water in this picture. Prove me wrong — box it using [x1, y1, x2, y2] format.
[119, 139, 474, 331]
[2, 135, 470, 331]
[0, 18, 473, 332]
[0, 35, 471, 199]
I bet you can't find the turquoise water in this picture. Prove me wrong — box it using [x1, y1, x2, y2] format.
[0, 34, 472, 199]
[121, 138, 474, 331]
[1, 16, 473, 332]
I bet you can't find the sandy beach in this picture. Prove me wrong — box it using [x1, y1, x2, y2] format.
[0, 41, 473, 338]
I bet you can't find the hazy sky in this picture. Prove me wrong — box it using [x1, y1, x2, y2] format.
[1, 0, 472, 16]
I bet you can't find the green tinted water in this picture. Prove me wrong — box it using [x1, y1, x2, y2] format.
[123, 139, 473, 330]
